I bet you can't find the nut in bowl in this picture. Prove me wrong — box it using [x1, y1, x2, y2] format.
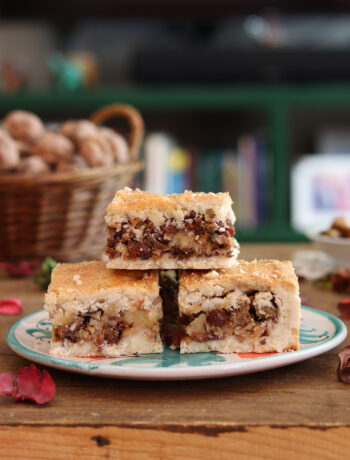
[308, 217, 350, 268]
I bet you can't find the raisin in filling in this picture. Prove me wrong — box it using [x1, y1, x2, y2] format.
[54, 309, 128, 347]
[177, 292, 279, 344]
[106, 211, 235, 260]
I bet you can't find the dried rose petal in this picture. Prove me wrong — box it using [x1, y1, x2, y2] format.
[338, 299, 350, 319]
[337, 345, 350, 384]
[0, 298, 23, 315]
[15, 364, 55, 404]
[0, 373, 15, 397]
[332, 269, 350, 293]
[5, 262, 37, 278]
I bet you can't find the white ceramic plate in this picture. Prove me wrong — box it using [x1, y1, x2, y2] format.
[7, 306, 347, 381]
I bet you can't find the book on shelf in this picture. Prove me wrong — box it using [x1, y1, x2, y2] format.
[144, 132, 191, 195]
[143, 131, 269, 229]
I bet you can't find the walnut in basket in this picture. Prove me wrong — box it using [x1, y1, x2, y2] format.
[0, 129, 20, 171]
[59, 120, 98, 146]
[31, 132, 74, 164]
[3, 110, 44, 144]
[0, 103, 144, 176]
[19, 156, 50, 175]
[99, 127, 128, 163]
[55, 156, 87, 173]
[79, 134, 114, 167]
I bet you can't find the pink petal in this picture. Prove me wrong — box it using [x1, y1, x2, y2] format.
[15, 364, 56, 405]
[0, 298, 23, 315]
[5, 262, 37, 278]
[338, 345, 350, 384]
[338, 299, 350, 319]
[0, 373, 15, 397]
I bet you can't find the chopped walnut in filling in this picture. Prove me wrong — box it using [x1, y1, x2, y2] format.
[106, 210, 235, 260]
[177, 291, 279, 344]
[53, 309, 129, 348]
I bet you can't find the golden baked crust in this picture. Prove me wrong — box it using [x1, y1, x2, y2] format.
[48, 260, 158, 297]
[107, 187, 233, 216]
[180, 259, 298, 293]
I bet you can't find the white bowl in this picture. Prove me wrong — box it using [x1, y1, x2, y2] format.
[308, 231, 350, 268]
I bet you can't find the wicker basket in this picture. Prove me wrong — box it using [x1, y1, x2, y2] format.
[0, 104, 144, 262]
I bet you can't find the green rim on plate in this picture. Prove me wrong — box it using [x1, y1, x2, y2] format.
[6, 305, 348, 380]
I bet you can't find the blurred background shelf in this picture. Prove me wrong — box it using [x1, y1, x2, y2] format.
[4, 85, 350, 111]
[1, 84, 349, 242]
[2, 4, 350, 244]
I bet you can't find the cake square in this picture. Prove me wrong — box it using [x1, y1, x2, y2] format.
[177, 260, 300, 354]
[105, 187, 239, 269]
[44, 261, 163, 357]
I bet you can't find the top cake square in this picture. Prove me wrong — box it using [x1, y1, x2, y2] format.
[105, 187, 239, 269]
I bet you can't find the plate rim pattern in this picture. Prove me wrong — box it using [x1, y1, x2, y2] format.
[6, 305, 348, 380]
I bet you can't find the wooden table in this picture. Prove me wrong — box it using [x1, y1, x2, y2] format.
[0, 243, 349, 460]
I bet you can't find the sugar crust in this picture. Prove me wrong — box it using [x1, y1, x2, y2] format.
[180, 259, 298, 293]
[47, 261, 158, 297]
[106, 187, 236, 227]
[45, 261, 159, 315]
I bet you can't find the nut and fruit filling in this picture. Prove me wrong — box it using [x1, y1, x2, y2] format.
[106, 210, 236, 260]
[52, 309, 128, 347]
[178, 291, 279, 344]
[52, 305, 161, 349]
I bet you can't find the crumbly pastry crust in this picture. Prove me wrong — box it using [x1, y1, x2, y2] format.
[45, 261, 163, 357]
[180, 332, 299, 354]
[178, 259, 300, 354]
[50, 333, 163, 358]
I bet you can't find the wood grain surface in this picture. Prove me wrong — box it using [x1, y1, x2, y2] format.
[1, 243, 349, 459]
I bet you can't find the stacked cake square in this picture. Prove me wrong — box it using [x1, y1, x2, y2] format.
[45, 187, 300, 357]
[105, 188, 239, 269]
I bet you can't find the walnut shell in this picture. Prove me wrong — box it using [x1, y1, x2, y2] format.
[99, 127, 128, 163]
[0, 129, 20, 171]
[55, 156, 88, 173]
[31, 132, 74, 164]
[79, 134, 114, 167]
[16, 140, 32, 157]
[59, 120, 98, 146]
[19, 156, 50, 175]
[331, 217, 350, 238]
[3, 110, 44, 143]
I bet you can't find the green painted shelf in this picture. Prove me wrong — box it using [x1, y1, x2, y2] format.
[1, 84, 346, 242]
[3, 85, 350, 111]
